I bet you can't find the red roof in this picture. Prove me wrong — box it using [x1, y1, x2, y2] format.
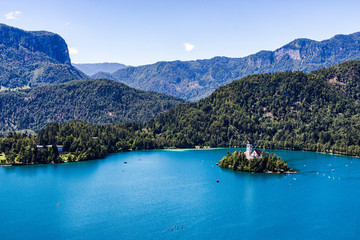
[253, 149, 262, 157]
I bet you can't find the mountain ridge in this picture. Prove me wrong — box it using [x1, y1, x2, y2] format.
[0, 24, 88, 89]
[73, 62, 129, 76]
[94, 32, 360, 101]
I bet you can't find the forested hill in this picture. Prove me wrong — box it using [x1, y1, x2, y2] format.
[314, 60, 360, 101]
[96, 32, 360, 101]
[0, 79, 184, 133]
[0, 24, 88, 90]
[145, 60, 360, 156]
[2, 61, 360, 165]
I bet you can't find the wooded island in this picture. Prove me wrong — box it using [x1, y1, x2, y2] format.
[219, 149, 294, 173]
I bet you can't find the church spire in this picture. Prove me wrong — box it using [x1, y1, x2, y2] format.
[245, 142, 253, 159]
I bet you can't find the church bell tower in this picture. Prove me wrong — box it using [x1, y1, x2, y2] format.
[245, 142, 253, 159]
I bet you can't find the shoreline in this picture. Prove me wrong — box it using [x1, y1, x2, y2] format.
[1, 146, 359, 167]
[264, 170, 298, 174]
[0, 163, 27, 167]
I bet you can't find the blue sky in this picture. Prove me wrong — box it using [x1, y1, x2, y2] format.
[1, 0, 360, 66]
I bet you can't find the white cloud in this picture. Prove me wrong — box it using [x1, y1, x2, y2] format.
[5, 11, 22, 20]
[184, 42, 195, 52]
[68, 47, 78, 55]
[65, 22, 70, 26]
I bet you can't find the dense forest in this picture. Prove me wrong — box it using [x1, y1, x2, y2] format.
[142, 61, 360, 156]
[0, 79, 184, 133]
[0, 121, 140, 164]
[1, 61, 360, 165]
[219, 151, 293, 173]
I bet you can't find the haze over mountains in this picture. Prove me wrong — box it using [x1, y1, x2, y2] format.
[94, 32, 360, 101]
[73, 63, 128, 76]
[0, 24, 88, 90]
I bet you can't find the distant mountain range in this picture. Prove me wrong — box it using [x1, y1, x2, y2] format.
[73, 62, 129, 76]
[93, 32, 360, 101]
[2, 24, 360, 103]
[0, 79, 184, 133]
[0, 24, 87, 90]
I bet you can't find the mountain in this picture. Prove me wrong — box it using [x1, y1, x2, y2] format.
[144, 60, 360, 156]
[0, 79, 184, 133]
[73, 62, 129, 76]
[0, 24, 88, 90]
[97, 32, 360, 101]
[3, 61, 360, 165]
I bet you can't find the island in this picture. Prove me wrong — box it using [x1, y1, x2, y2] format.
[219, 143, 294, 173]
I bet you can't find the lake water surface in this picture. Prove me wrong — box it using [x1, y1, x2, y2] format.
[1, 148, 360, 239]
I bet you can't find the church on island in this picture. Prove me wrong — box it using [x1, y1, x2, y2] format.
[244, 142, 262, 159]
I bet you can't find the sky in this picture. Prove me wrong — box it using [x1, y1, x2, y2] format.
[1, 0, 360, 66]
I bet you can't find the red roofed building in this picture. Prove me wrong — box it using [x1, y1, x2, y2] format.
[244, 142, 262, 159]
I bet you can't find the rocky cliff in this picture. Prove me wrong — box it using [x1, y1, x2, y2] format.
[0, 24, 88, 89]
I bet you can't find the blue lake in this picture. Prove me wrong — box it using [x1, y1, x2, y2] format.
[1, 148, 360, 239]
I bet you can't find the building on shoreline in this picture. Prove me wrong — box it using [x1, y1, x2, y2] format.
[36, 145, 63, 153]
[244, 143, 262, 159]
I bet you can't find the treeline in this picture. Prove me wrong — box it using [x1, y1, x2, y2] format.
[0, 132, 64, 164]
[0, 120, 176, 164]
[2, 61, 360, 164]
[219, 151, 292, 173]
[0, 121, 140, 164]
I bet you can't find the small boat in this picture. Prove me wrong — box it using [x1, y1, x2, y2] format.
[124, 162, 127, 164]
[216, 180, 219, 183]
[215, 163, 219, 165]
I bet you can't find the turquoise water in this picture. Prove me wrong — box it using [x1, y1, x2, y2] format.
[1, 148, 360, 240]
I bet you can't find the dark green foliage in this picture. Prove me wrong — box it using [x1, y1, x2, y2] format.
[2, 61, 360, 165]
[0, 132, 40, 164]
[37, 121, 140, 161]
[314, 60, 360, 101]
[98, 32, 360, 101]
[0, 24, 88, 89]
[0, 79, 185, 132]
[0, 119, 165, 164]
[145, 60, 360, 156]
[219, 151, 292, 173]
[0, 121, 139, 164]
